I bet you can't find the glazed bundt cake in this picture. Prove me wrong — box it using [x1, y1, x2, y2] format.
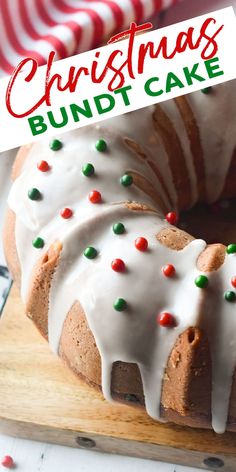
[3, 81, 236, 434]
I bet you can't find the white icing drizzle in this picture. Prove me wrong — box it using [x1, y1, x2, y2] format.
[48, 206, 206, 421]
[199, 253, 236, 433]
[159, 99, 198, 206]
[100, 108, 178, 209]
[9, 125, 158, 300]
[7, 83, 236, 433]
[187, 81, 236, 202]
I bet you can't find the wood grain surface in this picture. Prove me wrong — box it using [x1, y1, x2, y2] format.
[0, 286, 236, 471]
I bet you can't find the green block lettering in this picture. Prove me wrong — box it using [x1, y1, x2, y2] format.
[28, 115, 47, 136]
[144, 77, 163, 97]
[94, 94, 115, 114]
[183, 63, 205, 85]
[166, 73, 184, 93]
[70, 101, 93, 122]
[205, 57, 224, 78]
[114, 85, 132, 105]
[47, 107, 68, 128]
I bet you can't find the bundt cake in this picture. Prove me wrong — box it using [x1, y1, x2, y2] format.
[3, 81, 236, 434]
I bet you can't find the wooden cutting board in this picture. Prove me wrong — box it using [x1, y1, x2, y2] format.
[0, 286, 236, 471]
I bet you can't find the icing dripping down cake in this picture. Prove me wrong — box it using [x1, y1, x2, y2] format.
[4, 83, 236, 433]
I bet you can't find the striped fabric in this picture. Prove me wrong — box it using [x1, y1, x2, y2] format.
[0, 0, 180, 78]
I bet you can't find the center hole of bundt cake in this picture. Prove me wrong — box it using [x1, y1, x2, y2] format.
[179, 198, 236, 246]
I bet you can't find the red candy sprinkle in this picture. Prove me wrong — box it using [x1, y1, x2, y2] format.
[89, 190, 101, 204]
[162, 264, 176, 277]
[111, 258, 126, 272]
[231, 276, 236, 288]
[135, 237, 148, 251]
[60, 208, 73, 219]
[165, 212, 178, 225]
[1, 456, 14, 468]
[158, 312, 175, 327]
[37, 160, 50, 172]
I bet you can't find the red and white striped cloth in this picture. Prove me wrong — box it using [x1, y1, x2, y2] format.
[0, 0, 181, 78]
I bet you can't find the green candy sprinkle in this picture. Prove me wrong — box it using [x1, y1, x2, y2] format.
[84, 246, 98, 259]
[120, 174, 133, 187]
[195, 275, 209, 289]
[32, 237, 44, 249]
[82, 163, 95, 177]
[224, 291, 236, 302]
[113, 222, 125, 235]
[50, 139, 62, 151]
[28, 188, 41, 201]
[95, 139, 107, 152]
[226, 244, 236, 254]
[201, 87, 212, 94]
[113, 298, 127, 311]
